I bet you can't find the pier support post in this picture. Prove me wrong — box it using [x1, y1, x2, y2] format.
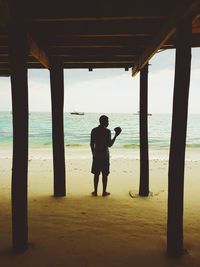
[139, 63, 149, 196]
[167, 17, 192, 257]
[50, 59, 66, 197]
[8, 4, 29, 252]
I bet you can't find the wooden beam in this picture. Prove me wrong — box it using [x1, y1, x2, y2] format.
[49, 45, 137, 49]
[50, 59, 66, 197]
[132, 0, 200, 76]
[192, 15, 200, 33]
[0, 35, 7, 46]
[26, 15, 165, 22]
[0, 62, 9, 68]
[50, 33, 151, 38]
[167, 17, 192, 258]
[41, 35, 150, 47]
[0, 3, 50, 68]
[27, 62, 134, 69]
[190, 33, 200, 46]
[48, 47, 142, 56]
[24, 0, 170, 20]
[24, 53, 137, 66]
[139, 63, 149, 196]
[8, 3, 29, 252]
[0, 47, 8, 54]
[62, 60, 135, 64]
[27, 34, 50, 69]
[55, 55, 137, 61]
[0, 55, 8, 61]
[27, 20, 161, 37]
[0, 0, 9, 27]
[0, 69, 10, 76]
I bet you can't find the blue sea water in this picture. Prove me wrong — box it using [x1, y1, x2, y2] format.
[0, 112, 199, 150]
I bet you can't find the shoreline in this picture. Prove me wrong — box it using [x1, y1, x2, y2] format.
[1, 144, 200, 161]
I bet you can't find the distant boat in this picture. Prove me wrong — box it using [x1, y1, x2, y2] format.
[134, 111, 152, 116]
[70, 111, 85, 115]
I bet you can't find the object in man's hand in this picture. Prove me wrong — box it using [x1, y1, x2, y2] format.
[114, 127, 122, 135]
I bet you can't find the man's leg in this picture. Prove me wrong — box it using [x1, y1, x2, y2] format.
[102, 175, 110, 196]
[92, 174, 99, 196]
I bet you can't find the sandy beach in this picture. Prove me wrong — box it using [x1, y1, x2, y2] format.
[0, 146, 200, 267]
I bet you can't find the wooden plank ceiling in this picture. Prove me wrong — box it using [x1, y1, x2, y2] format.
[0, 0, 200, 76]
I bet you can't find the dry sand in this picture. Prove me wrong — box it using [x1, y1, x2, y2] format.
[0, 147, 200, 267]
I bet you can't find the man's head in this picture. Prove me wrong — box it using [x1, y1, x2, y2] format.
[99, 115, 109, 127]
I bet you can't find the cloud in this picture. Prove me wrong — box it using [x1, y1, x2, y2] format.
[65, 71, 140, 113]
[0, 48, 199, 113]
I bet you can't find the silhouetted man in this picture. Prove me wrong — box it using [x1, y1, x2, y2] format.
[90, 115, 121, 197]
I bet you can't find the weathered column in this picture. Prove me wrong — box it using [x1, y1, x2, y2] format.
[50, 59, 66, 197]
[8, 5, 29, 252]
[139, 63, 149, 196]
[167, 18, 192, 257]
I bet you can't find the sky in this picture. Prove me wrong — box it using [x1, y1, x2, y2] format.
[0, 48, 199, 114]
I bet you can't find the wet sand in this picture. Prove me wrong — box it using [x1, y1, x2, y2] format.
[0, 147, 200, 267]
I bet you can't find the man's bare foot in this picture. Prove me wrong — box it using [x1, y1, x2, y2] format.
[92, 191, 98, 197]
[102, 192, 110, 197]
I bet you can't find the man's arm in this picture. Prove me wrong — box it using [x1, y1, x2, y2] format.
[90, 130, 95, 156]
[107, 130, 119, 147]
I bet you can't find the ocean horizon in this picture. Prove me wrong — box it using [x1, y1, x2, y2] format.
[0, 111, 200, 152]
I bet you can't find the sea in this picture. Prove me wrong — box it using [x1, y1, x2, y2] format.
[0, 112, 199, 151]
